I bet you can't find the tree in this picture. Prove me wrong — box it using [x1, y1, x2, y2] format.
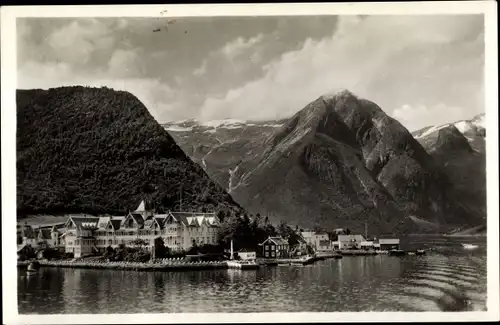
[103, 245, 115, 259]
[153, 237, 170, 259]
[277, 220, 289, 238]
[130, 238, 147, 248]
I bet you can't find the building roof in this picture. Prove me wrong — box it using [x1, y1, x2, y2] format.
[338, 234, 366, 242]
[133, 199, 154, 213]
[121, 213, 145, 228]
[301, 231, 315, 237]
[38, 228, 52, 240]
[109, 220, 122, 230]
[238, 248, 256, 253]
[379, 238, 400, 244]
[168, 211, 219, 228]
[97, 217, 111, 229]
[66, 216, 100, 230]
[262, 237, 289, 246]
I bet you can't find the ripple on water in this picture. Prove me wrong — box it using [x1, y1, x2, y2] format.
[17, 241, 487, 314]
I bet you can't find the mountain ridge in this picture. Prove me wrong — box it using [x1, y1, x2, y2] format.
[16, 86, 243, 218]
[225, 90, 483, 233]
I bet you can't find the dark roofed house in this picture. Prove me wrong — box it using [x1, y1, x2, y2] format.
[260, 236, 290, 259]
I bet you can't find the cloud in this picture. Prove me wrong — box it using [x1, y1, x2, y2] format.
[17, 16, 484, 125]
[392, 104, 468, 131]
[46, 19, 114, 66]
[197, 15, 484, 123]
[220, 34, 264, 61]
[107, 48, 143, 77]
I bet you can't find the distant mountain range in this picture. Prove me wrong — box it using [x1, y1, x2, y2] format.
[165, 91, 486, 235]
[412, 113, 486, 225]
[16, 86, 485, 235]
[161, 119, 287, 192]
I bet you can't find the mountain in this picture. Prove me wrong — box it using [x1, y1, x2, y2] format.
[412, 113, 486, 217]
[16, 86, 243, 218]
[162, 119, 286, 191]
[219, 90, 482, 234]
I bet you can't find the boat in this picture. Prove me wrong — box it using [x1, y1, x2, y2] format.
[461, 243, 479, 250]
[388, 249, 406, 256]
[408, 252, 415, 256]
[26, 261, 40, 275]
[416, 249, 426, 255]
[227, 260, 259, 270]
[290, 262, 304, 266]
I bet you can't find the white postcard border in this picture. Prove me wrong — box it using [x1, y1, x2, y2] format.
[1, 1, 498, 323]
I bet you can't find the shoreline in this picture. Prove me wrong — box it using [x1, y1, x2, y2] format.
[18, 254, 336, 272]
[18, 259, 228, 272]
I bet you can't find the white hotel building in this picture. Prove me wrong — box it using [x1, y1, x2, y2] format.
[63, 200, 222, 258]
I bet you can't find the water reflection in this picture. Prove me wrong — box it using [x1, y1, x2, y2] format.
[18, 236, 487, 313]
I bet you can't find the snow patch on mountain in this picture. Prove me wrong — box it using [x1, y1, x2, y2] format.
[414, 124, 449, 139]
[472, 114, 485, 129]
[200, 119, 247, 128]
[247, 123, 284, 128]
[164, 125, 193, 132]
[454, 121, 473, 134]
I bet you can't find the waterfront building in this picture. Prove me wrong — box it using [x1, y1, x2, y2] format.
[260, 236, 290, 258]
[333, 234, 366, 250]
[292, 233, 308, 256]
[377, 238, 400, 250]
[63, 200, 222, 258]
[360, 240, 375, 250]
[237, 249, 257, 260]
[300, 230, 331, 251]
[19, 223, 66, 251]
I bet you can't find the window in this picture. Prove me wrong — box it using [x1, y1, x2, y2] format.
[265, 252, 269, 257]
[265, 245, 269, 251]
[271, 245, 275, 250]
[271, 252, 275, 257]
[108, 239, 112, 245]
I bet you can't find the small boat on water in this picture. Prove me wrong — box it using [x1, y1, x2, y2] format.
[388, 249, 406, 256]
[26, 261, 40, 275]
[461, 243, 479, 250]
[416, 249, 426, 255]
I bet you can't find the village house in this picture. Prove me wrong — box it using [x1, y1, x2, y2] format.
[260, 236, 290, 259]
[332, 234, 400, 251]
[301, 230, 331, 251]
[62, 200, 222, 258]
[291, 233, 308, 256]
[333, 234, 366, 250]
[19, 222, 66, 251]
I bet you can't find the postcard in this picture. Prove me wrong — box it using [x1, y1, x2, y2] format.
[1, 2, 498, 323]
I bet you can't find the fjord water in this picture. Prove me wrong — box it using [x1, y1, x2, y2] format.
[18, 236, 486, 313]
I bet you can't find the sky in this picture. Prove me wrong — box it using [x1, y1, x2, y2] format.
[17, 15, 485, 131]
